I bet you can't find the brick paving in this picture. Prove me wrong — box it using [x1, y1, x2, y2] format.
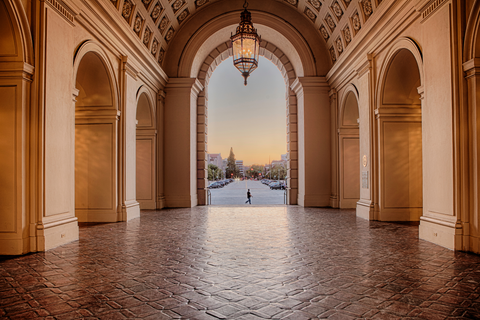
[1, 207, 480, 319]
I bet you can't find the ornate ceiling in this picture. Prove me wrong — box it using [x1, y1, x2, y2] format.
[108, 0, 383, 69]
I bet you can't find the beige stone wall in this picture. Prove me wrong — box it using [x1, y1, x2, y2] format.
[4, 0, 480, 255]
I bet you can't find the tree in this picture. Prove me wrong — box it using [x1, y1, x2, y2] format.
[271, 163, 287, 180]
[208, 164, 224, 181]
[247, 164, 264, 179]
[208, 164, 218, 181]
[225, 147, 237, 178]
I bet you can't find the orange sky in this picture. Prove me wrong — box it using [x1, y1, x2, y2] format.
[208, 57, 287, 166]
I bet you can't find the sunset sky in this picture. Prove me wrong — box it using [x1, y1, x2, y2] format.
[208, 56, 287, 166]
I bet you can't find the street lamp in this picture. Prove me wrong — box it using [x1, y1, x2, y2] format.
[231, 0, 260, 86]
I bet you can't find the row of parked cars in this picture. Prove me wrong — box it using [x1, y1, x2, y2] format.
[208, 179, 234, 189]
[261, 179, 286, 190]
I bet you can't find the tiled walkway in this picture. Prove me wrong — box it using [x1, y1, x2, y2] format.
[1, 207, 480, 319]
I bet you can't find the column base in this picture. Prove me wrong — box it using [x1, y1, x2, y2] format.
[138, 200, 156, 210]
[297, 193, 331, 207]
[419, 216, 461, 250]
[330, 195, 339, 208]
[157, 196, 166, 209]
[124, 200, 140, 221]
[37, 217, 79, 252]
[356, 199, 374, 220]
[165, 195, 197, 208]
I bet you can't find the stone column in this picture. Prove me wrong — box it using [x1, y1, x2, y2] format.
[355, 56, 376, 220]
[164, 78, 204, 207]
[197, 88, 208, 205]
[119, 56, 140, 221]
[417, 0, 461, 250]
[329, 89, 339, 208]
[156, 90, 166, 209]
[291, 77, 331, 207]
[287, 88, 298, 205]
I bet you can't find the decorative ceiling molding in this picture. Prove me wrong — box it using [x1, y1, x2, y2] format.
[106, 0, 385, 68]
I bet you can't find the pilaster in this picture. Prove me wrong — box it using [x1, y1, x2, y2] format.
[164, 78, 204, 207]
[329, 89, 339, 208]
[291, 77, 331, 207]
[157, 90, 166, 209]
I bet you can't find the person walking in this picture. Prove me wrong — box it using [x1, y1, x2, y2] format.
[245, 189, 252, 204]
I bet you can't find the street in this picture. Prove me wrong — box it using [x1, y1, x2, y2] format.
[208, 180, 286, 205]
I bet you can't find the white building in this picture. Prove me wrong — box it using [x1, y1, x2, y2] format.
[235, 160, 244, 176]
[208, 153, 223, 169]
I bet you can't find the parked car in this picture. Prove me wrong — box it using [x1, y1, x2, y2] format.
[270, 181, 286, 190]
[208, 181, 222, 189]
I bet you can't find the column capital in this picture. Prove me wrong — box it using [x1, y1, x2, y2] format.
[463, 58, 480, 79]
[166, 78, 204, 95]
[290, 77, 329, 96]
[121, 56, 139, 80]
[72, 88, 80, 102]
[356, 54, 373, 78]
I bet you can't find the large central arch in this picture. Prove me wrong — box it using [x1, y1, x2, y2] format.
[162, 0, 333, 207]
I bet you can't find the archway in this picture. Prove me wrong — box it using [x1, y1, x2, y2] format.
[463, 3, 480, 252]
[0, 0, 35, 254]
[376, 48, 423, 221]
[206, 56, 288, 205]
[74, 50, 119, 222]
[136, 91, 157, 209]
[339, 90, 360, 208]
[162, 1, 332, 208]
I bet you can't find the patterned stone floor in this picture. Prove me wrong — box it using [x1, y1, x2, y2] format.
[1, 207, 480, 319]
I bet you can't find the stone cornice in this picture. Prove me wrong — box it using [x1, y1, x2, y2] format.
[43, 0, 76, 26]
[416, 0, 448, 22]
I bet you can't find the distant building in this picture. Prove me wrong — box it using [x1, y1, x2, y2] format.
[235, 160, 244, 176]
[271, 160, 286, 168]
[222, 159, 228, 176]
[208, 153, 223, 169]
[281, 154, 288, 161]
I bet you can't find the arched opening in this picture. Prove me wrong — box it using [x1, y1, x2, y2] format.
[0, 0, 35, 254]
[376, 48, 422, 221]
[462, 5, 480, 252]
[136, 92, 157, 209]
[206, 56, 287, 205]
[163, 1, 332, 208]
[195, 41, 301, 206]
[339, 90, 360, 208]
[75, 51, 119, 222]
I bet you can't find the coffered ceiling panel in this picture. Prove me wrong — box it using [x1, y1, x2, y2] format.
[108, 0, 384, 68]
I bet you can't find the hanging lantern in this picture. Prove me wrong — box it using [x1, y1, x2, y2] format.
[230, 0, 261, 86]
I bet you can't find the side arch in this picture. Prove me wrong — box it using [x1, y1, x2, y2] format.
[0, 0, 33, 64]
[462, 2, 480, 253]
[463, 1, 480, 62]
[136, 89, 157, 209]
[0, 0, 36, 254]
[136, 85, 156, 128]
[339, 85, 360, 128]
[73, 40, 119, 110]
[73, 41, 121, 222]
[374, 37, 424, 222]
[337, 86, 360, 209]
[376, 37, 424, 108]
